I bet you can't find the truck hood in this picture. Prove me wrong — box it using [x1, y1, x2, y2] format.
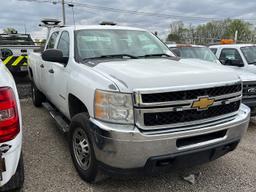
[231, 67, 256, 82]
[93, 58, 240, 92]
[180, 58, 256, 83]
[179, 58, 221, 66]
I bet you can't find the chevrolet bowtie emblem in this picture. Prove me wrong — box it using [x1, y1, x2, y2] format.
[192, 97, 215, 110]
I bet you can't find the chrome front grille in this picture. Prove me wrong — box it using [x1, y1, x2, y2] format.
[143, 101, 240, 126]
[141, 84, 241, 103]
[243, 81, 256, 98]
[134, 82, 242, 131]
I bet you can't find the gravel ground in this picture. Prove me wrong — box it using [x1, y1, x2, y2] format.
[14, 75, 31, 99]
[20, 98, 256, 192]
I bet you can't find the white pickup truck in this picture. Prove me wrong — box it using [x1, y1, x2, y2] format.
[168, 44, 256, 115]
[210, 44, 256, 114]
[0, 61, 24, 190]
[28, 25, 250, 182]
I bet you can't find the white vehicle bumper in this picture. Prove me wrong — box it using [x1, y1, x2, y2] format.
[0, 133, 22, 186]
[88, 104, 250, 174]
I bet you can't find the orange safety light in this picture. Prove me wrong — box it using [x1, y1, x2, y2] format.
[220, 39, 234, 44]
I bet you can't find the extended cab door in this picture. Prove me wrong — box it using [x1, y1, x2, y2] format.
[40, 31, 59, 97]
[48, 31, 70, 116]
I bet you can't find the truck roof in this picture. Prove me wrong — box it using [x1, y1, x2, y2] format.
[209, 44, 256, 48]
[0, 33, 34, 45]
[52, 25, 147, 32]
[167, 44, 205, 48]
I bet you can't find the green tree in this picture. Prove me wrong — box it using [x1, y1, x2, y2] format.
[166, 21, 189, 43]
[166, 33, 180, 42]
[224, 19, 252, 42]
[3, 28, 17, 34]
[166, 19, 256, 45]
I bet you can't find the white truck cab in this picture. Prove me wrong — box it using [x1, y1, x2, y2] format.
[28, 25, 250, 182]
[168, 44, 256, 115]
[210, 44, 256, 114]
[0, 61, 24, 191]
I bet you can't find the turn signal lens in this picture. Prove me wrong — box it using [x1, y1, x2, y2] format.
[94, 90, 134, 124]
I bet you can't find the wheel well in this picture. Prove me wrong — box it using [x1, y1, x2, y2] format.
[68, 94, 88, 118]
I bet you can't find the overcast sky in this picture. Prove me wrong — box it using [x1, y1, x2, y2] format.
[1, 0, 256, 39]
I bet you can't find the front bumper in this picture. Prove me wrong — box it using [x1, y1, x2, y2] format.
[242, 98, 256, 115]
[88, 104, 250, 171]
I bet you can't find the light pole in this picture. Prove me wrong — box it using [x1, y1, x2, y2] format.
[61, 0, 66, 25]
[68, 3, 75, 26]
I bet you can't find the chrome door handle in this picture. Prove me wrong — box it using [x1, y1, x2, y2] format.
[48, 69, 54, 74]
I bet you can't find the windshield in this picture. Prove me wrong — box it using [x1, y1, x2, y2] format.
[0, 34, 34, 45]
[75, 29, 170, 60]
[240, 46, 256, 64]
[170, 47, 218, 63]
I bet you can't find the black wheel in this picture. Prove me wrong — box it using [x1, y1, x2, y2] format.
[31, 81, 45, 107]
[250, 107, 256, 116]
[69, 113, 98, 183]
[0, 154, 24, 192]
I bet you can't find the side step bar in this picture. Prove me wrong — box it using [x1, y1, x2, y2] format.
[42, 102, 70, 133]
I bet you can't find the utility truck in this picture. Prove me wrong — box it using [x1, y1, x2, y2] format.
[28, 24, 250, 182]
[210, 44, 256, 114]
[0, 32, 39, 76]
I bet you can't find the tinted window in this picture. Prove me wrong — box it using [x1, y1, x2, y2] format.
[170, 47, 218, 62]
[46, 32, 59, 49]
[241, 46, 256, 65]
[219, 48, 243, 65]
[170, 48, 181, 57]
[210, 48, 217, 55]
[57, 31, 70, 57]
[75, 29, 170, 60]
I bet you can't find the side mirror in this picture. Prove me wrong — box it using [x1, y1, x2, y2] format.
[223, 59, 243, 67]
[42, 49, 68, 65]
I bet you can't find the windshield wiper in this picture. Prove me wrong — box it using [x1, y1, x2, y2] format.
[138, 53, 173, 58]
[82, 54, 138, 61]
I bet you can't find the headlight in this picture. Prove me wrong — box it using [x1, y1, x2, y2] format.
[94, 90, 134, 124]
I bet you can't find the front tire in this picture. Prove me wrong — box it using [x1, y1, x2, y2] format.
[69, 113, 98, 183]
[0, 154, 24, 191]
[31, 82, 45, 107]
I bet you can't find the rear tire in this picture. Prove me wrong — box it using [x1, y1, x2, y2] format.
[31, 82, 45, 107]
[69, 113, 98, 183]
[250, 107, 256, 116]
[0, 154, 24, 191]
